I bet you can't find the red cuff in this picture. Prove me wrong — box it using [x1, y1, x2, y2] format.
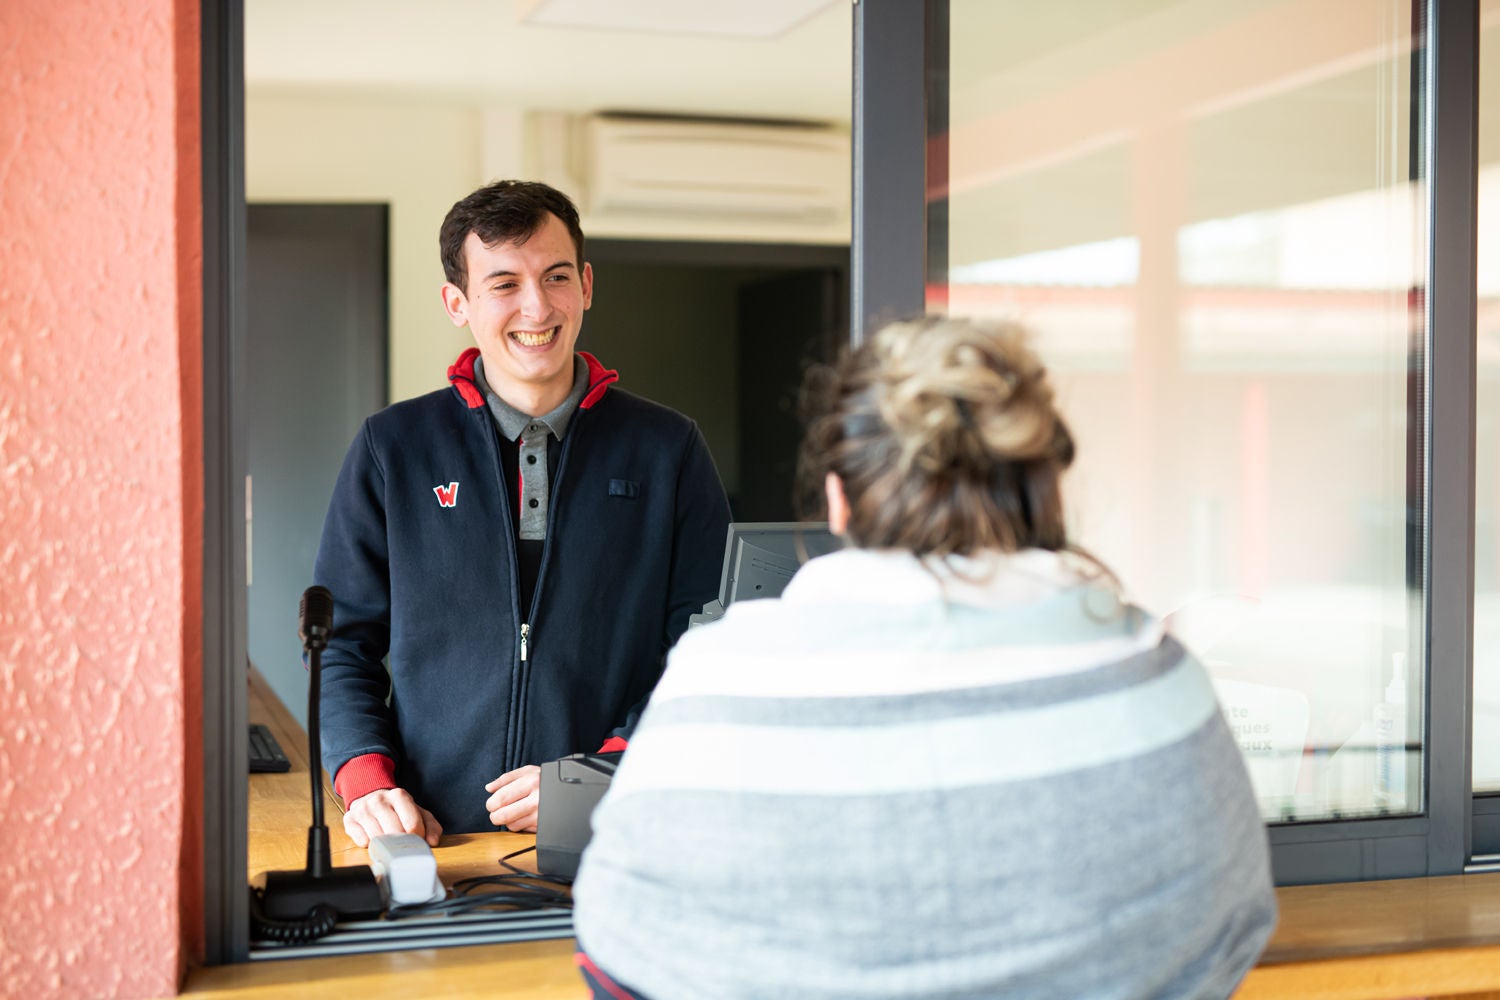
[597, 736, 629, 754]
[334, 753, 398, 803]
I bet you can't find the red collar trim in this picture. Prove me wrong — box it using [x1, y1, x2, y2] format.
[446, 348, 485, 409]
[448, 348, 618, 411]
[578, 352, 619, 409]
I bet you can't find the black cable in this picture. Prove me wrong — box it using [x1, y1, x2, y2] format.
[498, 844, 573, 884]
[382, 845, 574, 920]
[444, 874, 571, 910]
[501, 844, 539, 865]
[248, 886, 339, 944]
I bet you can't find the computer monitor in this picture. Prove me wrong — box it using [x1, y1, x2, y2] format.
[717, 521, 842, 608]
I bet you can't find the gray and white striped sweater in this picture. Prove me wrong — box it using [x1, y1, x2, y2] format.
[573, 547, 1276, 1000]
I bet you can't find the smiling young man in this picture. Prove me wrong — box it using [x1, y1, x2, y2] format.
[312, 181, 731, 845]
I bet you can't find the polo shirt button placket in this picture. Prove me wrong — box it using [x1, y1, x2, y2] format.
[518, 424, 549, 542]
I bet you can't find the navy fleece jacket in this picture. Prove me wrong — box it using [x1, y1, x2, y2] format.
[314, 349, 731, 833]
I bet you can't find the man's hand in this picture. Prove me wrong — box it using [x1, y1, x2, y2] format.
[342, 787, 443, 847]
[485, 765, 541, 832]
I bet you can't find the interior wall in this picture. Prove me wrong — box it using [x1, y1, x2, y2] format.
[246, 92, 507, 402]
[0, 0, 199, 996]
[246, 94, 853, 409]
[582, 264, 775, 497]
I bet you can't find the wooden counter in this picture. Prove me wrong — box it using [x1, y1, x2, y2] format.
[183, 668, 586, 999]
[1241, 875, 1500, 1000]
[244, 666, 540, 888]
[182, 670, 1500, 999]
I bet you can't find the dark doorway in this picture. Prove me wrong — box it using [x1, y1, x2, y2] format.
[582, 240, 848, 521]
[735, 270, 843, 521]
[246, 203, 388, 726]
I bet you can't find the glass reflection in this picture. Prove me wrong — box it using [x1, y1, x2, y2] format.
[937, 0, 1424, 822]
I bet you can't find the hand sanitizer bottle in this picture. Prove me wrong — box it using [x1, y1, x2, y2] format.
[1374, 652, 1408, 811]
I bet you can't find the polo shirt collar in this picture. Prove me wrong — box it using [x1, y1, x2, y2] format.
[473, 354, 590, 442]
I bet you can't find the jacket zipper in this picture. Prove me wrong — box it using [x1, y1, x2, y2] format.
[521, 402, 590, 658]
[469, 372, 603, 765]
[474, 405, 527, 767]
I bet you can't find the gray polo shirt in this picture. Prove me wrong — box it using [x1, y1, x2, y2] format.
[472, 355, 590, 541]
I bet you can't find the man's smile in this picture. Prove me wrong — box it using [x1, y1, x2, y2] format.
[510, 326, 559, 348]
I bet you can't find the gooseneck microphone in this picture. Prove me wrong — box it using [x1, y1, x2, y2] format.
[299, 585, 335, 875]
[252, 585, 381, 942]
[299, 584, 334, 648]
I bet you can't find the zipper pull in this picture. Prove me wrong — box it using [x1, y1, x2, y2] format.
[520, 623, 530, 662]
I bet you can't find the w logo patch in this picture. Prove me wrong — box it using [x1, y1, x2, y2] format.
[433, 482, 460, 507]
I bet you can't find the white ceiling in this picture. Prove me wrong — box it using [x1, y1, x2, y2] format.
[245, 0, 853, 123]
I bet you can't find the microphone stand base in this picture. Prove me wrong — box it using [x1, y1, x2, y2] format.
[261, 865, 383, 921]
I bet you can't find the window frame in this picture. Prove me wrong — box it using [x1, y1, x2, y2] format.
[202, 0, 250, 964]
[202, 0, 1488, 963]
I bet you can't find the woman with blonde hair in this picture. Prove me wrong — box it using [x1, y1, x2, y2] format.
[572, 316, 1276, 999]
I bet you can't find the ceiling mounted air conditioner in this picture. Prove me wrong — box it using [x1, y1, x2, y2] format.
[580, 115, 848, 222]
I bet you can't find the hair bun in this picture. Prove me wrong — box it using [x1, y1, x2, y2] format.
[870, 319, 1060, 478]
[796, 314, 1075, 557]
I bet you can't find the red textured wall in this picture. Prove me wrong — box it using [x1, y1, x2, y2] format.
[0, 0, 201, 996]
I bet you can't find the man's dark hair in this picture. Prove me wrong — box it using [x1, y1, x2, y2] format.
[439, 180, 586, 291]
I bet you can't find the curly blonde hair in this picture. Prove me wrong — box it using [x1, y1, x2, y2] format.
[799, 316, 1076, 558]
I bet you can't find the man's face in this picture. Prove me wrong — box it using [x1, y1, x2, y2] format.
[441, 212, 593, 413]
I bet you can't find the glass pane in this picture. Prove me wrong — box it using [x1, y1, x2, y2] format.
[934, 1, 1425, 822]
[1474, 0, 1500, 793]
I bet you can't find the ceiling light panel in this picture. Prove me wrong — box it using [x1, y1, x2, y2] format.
[515, 0, 839, 40]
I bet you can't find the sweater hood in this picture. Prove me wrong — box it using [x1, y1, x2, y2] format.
[446, 347, 620, 410]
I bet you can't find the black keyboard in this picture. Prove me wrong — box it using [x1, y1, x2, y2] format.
[249, 723, 291, 773]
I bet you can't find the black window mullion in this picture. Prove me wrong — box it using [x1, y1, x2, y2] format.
[851, 0, 931, 344]
[1426, 0, 1481, 875]
[202, 0, 250, 964]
